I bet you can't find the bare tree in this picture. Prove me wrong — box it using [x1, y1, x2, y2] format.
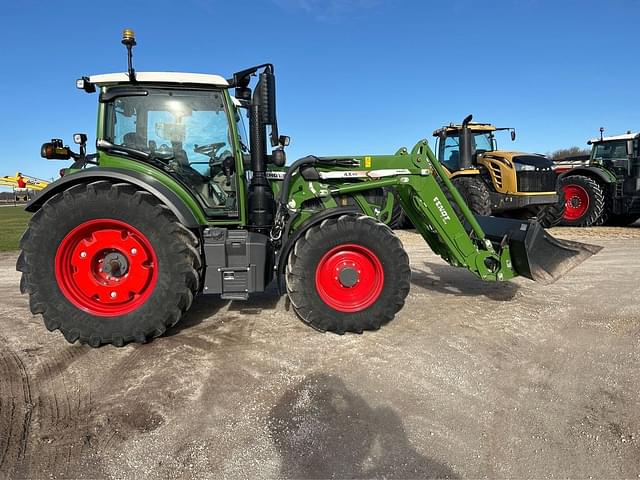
[549, 146, 590, 161]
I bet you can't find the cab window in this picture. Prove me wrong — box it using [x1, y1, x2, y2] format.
[441, 135, 461, 171]
[107, 88, 238, 217]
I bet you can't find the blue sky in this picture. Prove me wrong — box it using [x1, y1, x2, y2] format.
[1, 0, 639, 184]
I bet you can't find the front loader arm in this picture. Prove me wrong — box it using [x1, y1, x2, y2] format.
[281, 139, 599, 284]
[390, 141, 515, 281]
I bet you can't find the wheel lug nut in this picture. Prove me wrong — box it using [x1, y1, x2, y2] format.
[110, 291, 117, 299]
[80, 251, 87, 258]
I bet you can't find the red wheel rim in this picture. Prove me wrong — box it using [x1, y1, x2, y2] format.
[55, 219, 158, 316]
[315, 244, 384, 313]
[563, 184, 590, 221]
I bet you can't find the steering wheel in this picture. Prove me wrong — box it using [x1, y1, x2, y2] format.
[194, 143, 227, 164]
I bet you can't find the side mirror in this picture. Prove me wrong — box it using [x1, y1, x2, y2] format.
[270, 148, 286, 167]
[235, 87, 251, 101]
[256, 71, 276, 126]
[279, 135, 290, 147]
[510, 130, 516, 141]
[41, 139, 72, 160]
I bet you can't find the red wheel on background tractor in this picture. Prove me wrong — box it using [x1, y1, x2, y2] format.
[17, 181, 201, 347]
[286, 215, 411, 334]
[560, 175, 605, 226]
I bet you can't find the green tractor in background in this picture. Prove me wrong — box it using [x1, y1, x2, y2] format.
[17, 31, 599, 347]
[556, 128, 640, 226]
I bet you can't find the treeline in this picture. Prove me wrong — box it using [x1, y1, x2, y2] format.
[548, 147, 590, 161]
[0, 190, 40, 201]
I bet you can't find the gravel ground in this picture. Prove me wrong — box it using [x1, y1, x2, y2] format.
[1, 225, 639, 479]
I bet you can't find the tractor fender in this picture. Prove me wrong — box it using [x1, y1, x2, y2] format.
[558, 166, 616, 185]
[26, 168, 201, 228]
[275, 207, 361, 284]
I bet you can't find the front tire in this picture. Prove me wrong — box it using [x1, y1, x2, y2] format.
[17, 181, 201, 347]
[533, 189, 566, 228]
[451, 176, 492, 217]
[286, 215, 411, 334]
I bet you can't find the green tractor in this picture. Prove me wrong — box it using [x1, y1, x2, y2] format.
[557, 128, 640, 226]
[17, 31, 600, 347]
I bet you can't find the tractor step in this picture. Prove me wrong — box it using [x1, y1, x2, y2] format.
[221, 292, 249, 301]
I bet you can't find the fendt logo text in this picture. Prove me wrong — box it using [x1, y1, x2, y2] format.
[433, 196, 451, 224]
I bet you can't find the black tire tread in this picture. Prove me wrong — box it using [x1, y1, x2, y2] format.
[535, 189, 566, 228]
[286, 214, 411, 334]
[450, 176, 492, 217]
[17, 181, 201, 347]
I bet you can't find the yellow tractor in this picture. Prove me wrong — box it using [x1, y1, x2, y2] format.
[432, 115, 564, 227]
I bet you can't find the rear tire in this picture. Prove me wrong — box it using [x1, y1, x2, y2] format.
[388, 196, 407, 229]
[450, 176, 492, 217]
[286, 215, 411, 334]
[560, 175, 605, 226]
[16, 181, 201, 347]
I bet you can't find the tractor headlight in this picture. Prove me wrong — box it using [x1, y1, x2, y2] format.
[76, 76, 96, 93]
[73, 133, 87, 145]
[514, 163, 537, 171]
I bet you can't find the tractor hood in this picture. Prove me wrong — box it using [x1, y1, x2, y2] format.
[481, 151, 554, 169]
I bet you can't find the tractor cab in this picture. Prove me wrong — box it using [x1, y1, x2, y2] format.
[433, 122, 506, 172]
[42, 29, 288, 229]
[433, 117, 555, 177]
[90, 74, 244, 218]
[588, 131, 639, 176]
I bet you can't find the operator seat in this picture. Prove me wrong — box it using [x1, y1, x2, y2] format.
[122, 132, 146, 150]
[445, 151, 461, 171]
[171, 141, 190, 167]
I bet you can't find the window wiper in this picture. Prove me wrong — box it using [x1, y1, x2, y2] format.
[97, 139, 174, 164]
[97, 140, 150, 161]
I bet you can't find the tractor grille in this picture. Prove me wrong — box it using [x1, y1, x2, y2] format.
[488, 163, 503, 188]
[517, 171, 557, 192]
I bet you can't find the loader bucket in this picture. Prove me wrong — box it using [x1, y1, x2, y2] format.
[475, 216, 602, 284]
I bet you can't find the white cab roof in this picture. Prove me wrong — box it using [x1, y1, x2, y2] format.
[89, 72, 229, 87]
[589, 132, 639, 143]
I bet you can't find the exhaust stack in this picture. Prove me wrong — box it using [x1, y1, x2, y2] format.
[458, 114, 475, 170]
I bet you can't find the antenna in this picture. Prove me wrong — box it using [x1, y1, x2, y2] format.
[121, 28, 137, 82]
